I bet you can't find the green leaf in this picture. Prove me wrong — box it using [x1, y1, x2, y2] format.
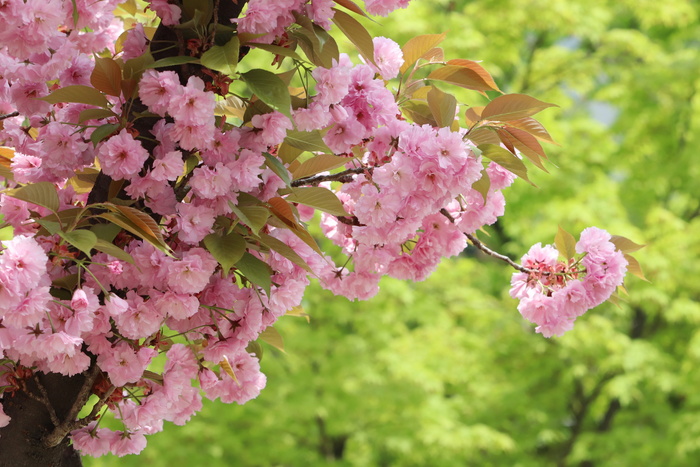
[59, 229, 97, 257]
[91, 57, 123, 97]
[200, 36, 239, 75]
[286, 187, 348, 216]
[471, 167, 490, 205]
[6, 182, 60, 212]
[292, 154, 348, 179]
[251, 43, 303, 61]
[259, 232, 313, 274]
[41, 85, 110, 108]
[284, 130, 333, 154]
[36, 219, 61, 235]
[611, 235, 645, 253]
[278, 142, 304, 165]
[230, 204, 270, 234]
[203, 231, 246, 274]
[331, 9, 375, 66]
[235, 252, 273, 296]
[93, 239, 135, 264]
[262, 152, 292, 187]
[555, 226, 577, 260]
[0, 225, 14, 241]
[259, 326, 285, 353]
[427, 86, 457, 128]
[78, 108, 117, 123]
[400, 33, 447, 74]
[90, 123, 120, 147]
[246, 340, 264, 361]
[149, 56, 200, 69]
[241, 69, 292, 118]
[478, 144, 534, 186]
[482, 94, 558, 122]
[401, 100, 437, 126]
[91, 222, 122, 242]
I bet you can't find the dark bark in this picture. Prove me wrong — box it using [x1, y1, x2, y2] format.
[1, 1, 250, 464]
[0, 372, 87, 467]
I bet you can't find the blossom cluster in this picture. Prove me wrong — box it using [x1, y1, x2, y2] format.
[509, 227, 628, 337]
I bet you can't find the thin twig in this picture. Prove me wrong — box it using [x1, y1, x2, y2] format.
[439, 208, 533, 274]
[291, 167, 368, 187]
[0, 111, 19, 121]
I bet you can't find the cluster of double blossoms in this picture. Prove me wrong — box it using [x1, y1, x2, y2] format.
[0, 0, 628, 458]
[510, 228, 627, 337]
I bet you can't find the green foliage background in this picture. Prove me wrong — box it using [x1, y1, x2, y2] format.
[87, 0, 700, 465]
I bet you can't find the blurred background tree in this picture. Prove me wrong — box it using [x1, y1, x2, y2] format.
[87, 0, 700, 465]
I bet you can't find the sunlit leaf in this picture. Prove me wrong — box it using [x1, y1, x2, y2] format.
[446, 59, 501, 92]
[482, 94, 557, 122]
[292, 154, 348, 179]
[478, 143, 534, 186]
[400, 33, 446, 74]
[471, 167, 490, 204]
[554, 226, 577, 260]
[259, 326, 285, 353]
[200, 36, 239, 75]
[428, 65, 498, 93]
[284, 130, 333, 154]
[332, 0, 368, 17]
[611, 235, 646, 253]
[427, 86, 457, 128]
[6, 182, 60, 212]
[504, 117, 559, 145]
[332, 9, 375, 66]
[286, 186, 348, 216]
[624, 254, 649, 282]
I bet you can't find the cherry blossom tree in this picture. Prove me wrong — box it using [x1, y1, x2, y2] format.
[0, 0, 643, 464]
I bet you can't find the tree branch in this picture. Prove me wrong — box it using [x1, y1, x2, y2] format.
[439, 208, 533, 273]
[291, 167, 368, 187]
[0, 111, 19, 121]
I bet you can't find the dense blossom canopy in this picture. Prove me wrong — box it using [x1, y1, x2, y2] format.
[0, 0, 641, 458]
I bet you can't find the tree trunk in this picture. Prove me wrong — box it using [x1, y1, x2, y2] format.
[0, 372, 86, 467]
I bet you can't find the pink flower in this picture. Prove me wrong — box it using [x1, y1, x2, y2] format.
[371, 37, 403, 80]
[98, 342, 156, 387]
[115, 292, 164, 340]
[71, 423, 115, 457]
[97, 130, 149, 180]
[138, 70, 181, 116]
[167, 248, 218, 295]
[148, 0, 181, 25]
[175, 203, 216, 245]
